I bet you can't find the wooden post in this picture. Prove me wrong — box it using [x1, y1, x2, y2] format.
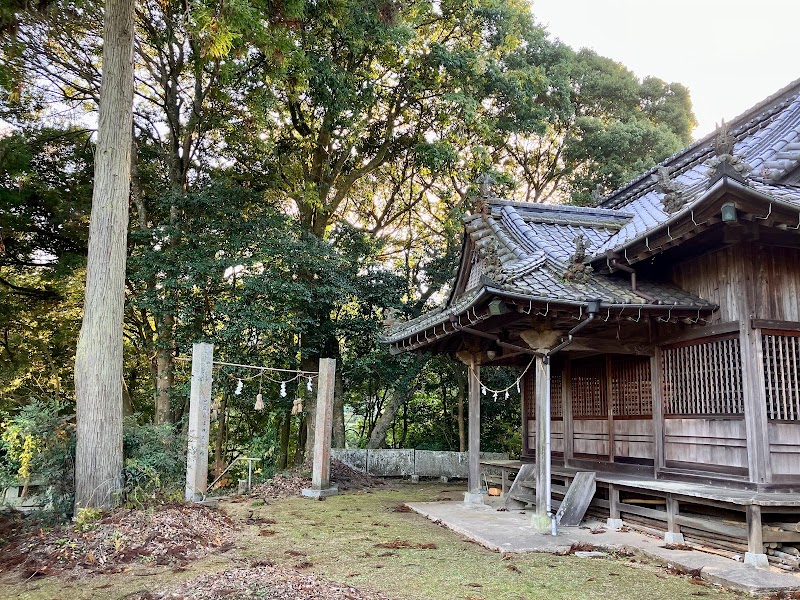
[664, 495, 684, 544]
[303, 358, 338, 498]
[651, 349, 665, 476]
[745, 504, 769, 567]
[562, 359, 573, 467]
[607, 483, 623, 529]
[741, 325, 771, 485]
[465, 357, 483, 504]
[185, 342, 214, 502]
[533, 355, 551, 529]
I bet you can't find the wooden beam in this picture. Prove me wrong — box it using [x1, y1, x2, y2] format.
[751, 319, 800, 332]
[533, 355, 551, 529]
[651, 349, 665, 476]
[562, 360, 574, 467]
[660, 321, 740, 346]
[567, 337, 655, 356]
[467, 358, 482, 502]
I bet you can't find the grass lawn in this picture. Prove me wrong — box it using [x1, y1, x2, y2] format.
[0, 482, 746, 600]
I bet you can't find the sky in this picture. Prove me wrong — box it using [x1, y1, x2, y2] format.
[530, 0, 800, 139]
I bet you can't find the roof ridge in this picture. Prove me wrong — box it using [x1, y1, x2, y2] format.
[599, 76, 800, 209]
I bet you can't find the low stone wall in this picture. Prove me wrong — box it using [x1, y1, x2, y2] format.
[331, 449, 509, 478]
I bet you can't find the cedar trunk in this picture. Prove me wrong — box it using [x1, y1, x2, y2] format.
[74, 0, 135, 510]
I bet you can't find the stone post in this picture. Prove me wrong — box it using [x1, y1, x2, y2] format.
[185, 342, 214, 502]
[302, 358, 339, 498]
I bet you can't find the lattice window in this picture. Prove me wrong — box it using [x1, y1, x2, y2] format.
[610, 356, 652, 417]
[524, 372, 535, 420]
[551, 371, 563, 419]
[662, 336, 743, 415]
[763, 332, 800, 420]
[571, 358, 607, 418]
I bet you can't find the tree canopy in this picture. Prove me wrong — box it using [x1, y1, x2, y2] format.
[0, 0, 697, 504]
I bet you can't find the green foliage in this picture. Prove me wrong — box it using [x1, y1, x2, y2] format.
[73, 506, 103, 531]
[121, 417, 186, 508]
[0, 400, 75, 516]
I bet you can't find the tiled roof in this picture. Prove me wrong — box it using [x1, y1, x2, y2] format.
[384, 79, 800, 345]
[594, 79, 800, 255]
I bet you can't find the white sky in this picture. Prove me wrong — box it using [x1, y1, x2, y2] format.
[531, 0, 800, 139]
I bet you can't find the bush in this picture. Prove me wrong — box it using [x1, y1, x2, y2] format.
[0, 400, 75, 518]
[121, 417, 186, 508]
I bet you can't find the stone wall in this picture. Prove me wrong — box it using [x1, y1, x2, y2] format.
[331, 449, 508, 478]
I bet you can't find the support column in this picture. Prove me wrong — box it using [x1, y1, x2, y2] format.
[562, 360, 573, 467]
[464, 357, 483, 504]
[185, 342, 214, 502]
[651, 349, 665, 477]
[745, 505, 768, 567]
[533, 355, 551, 529]
[664, 495, 685, 544]
[607, 484, 623, 530]
[741, 325, 771, 485]
[303, 358, 338, 498]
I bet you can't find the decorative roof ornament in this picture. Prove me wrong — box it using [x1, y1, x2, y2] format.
[383, 308, 400, 330]
[474, 172, 495, 217]
[480, 238, 505, 283]
[563, 235, 593, 284]
[705, 119, 752, 184]
[590, 183, 605, 205]
[651, 166, 687, 214]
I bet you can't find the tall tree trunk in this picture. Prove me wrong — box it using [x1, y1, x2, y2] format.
[155, 313, 175, 424]
[293, 415, 306, 466]
[74, 0, 135, 511]
[332, 368, 345, 448]
[278, 408, 291, 470]
[301, 356, 317, 467]
[367, 386, 418, 449]
[213, 392, 229, 477]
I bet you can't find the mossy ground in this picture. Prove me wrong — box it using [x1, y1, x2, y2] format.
[0, 483, 746, 600]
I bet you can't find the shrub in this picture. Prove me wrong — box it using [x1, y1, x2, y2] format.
[121, 417, 186, 508]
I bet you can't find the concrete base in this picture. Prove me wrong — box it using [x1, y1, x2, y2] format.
[301, 486, 339, 499]
[406, 501, 800, 595]
[410, 475, 420, 483]
[664, 532, 685, 544]
[744, 552, 769, 568]
[463, 491, 484, 505]
[606, 518, 624, 530]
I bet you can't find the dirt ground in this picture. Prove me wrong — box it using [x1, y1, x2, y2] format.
[0, 480, 752, 600]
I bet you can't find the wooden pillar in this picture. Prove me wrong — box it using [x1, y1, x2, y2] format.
[465, 358, 483, 503]
[533, 355, 551, 529]
[185, 342, 214, 502]
[605, 355, 615, 462]
[303, 358, 338, 498]
[651, 349, 665, 476]
[562, 359, 573, 467]
[741, 325, 771, 485]
[664, 495, 684, 544]
[745, 504, 768, 567]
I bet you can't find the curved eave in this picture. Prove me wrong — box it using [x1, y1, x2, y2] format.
[589, 176, 800, 270]
[383, 285, 717, 355]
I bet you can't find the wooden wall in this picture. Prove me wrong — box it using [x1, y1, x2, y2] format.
[769, 422, 800, 478]
[573, 419, 609, 458]
[613, 419, 654, 460]
[664, 418, 748, 475]
[672, 243, 800, 323]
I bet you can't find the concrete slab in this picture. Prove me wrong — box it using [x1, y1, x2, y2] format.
[407, 500, 800, 595]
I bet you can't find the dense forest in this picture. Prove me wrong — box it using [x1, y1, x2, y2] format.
[0, 0, 695, 508]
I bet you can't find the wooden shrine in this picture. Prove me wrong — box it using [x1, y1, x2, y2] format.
[383, 79, 800, 567]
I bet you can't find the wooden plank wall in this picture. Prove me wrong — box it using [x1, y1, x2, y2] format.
[768, 422, 800, 477]
[664, 418, 748, 474]
[573, 419, 609, 457]
[672, 243, 800, 322]
[613, 419, 654, 460]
